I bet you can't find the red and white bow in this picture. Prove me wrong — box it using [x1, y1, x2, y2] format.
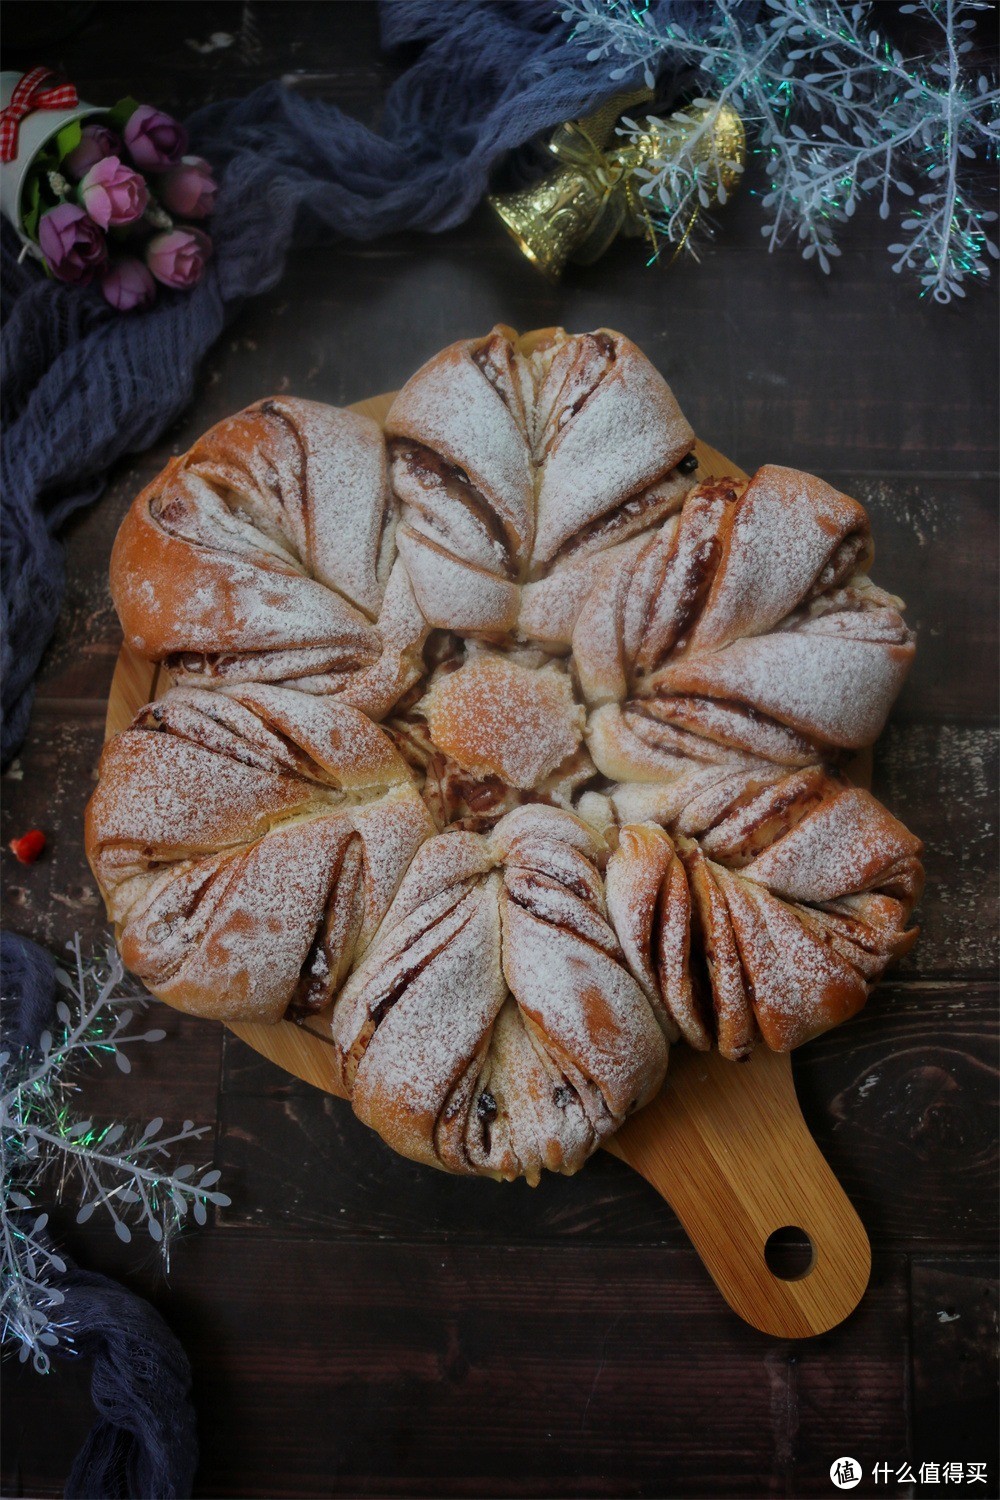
[0, 68, 79, 165]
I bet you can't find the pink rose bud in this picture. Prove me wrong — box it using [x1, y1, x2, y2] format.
[101, 257, 156, 311]
[64, 122, 122, 181]
[145, 226, 211, 290]
[123, 104, 188, 172]
[37, 203, 107, 286]
[158, 156, 217, 219]
[78, 156, 149, 229]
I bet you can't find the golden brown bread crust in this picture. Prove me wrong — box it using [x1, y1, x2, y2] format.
[86, 685, 434, 1024]
[605, 771, 922, 1061]
[419, 651, 584, 790]
[90, 327, 925, 1180]
[573, 466, 914, 768]
[330, 805, 668, 1183]
[385, 325, 697, 637]
[110, 397, 427, 719]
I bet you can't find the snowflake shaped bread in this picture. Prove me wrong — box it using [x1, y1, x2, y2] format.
[88, 326, 923, 1182]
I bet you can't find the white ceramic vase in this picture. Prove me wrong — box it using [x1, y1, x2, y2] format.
[0, 70, 105, 253]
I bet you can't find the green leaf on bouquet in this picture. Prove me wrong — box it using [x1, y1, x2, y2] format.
[107, 97, 140, 131]
[21, 172, 42, 241]
[52, 119, 83, 164]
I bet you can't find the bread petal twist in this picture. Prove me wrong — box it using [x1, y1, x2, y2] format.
[386, 326, 696, 637]
[86, 685, 434, 1022]
[330, 805, 668, 1181]
[111, 397, 427, 718]
[606, 771, 922, 1058]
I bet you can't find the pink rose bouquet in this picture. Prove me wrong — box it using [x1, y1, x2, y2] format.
[101, 257, 156, 311]
[122, 105, 188, 172]
[13, 79, 216, 311]
[37, 201, 106, 285]
[63, 123, 122, 180]
[78, 156, 148, 228]
[159, 157, 217, 219]
[146, 227, 212, 289]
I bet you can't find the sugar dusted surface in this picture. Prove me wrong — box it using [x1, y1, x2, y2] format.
[518, 534, 647, 648]
[501, 896, 666, 1116]
[116, 398, 403, 700]
[533, 346, 693, 568]
[385, 330, 696, 633]
[656, 632, 913, 750]
[328, 802, 665, 1175]
[688, 464, 868, 652]
[294, 402, 390, 619]
[157, 814, 357, 1023]
[716, 870, 866, 1049]
[396, 525, 519, 636]
[91, 731, 310, 852]
[350, 881, 506, 1146]
[351, 787, 436, 944]
[742, 787, 921, 904]
[386, 341, 533, 546]
[91, 687, 429, 1027]
[422, 653, 584, 790]
[95, 337, 924, 1176]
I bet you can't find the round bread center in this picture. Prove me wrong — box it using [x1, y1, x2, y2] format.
[422, 654, 585, 790]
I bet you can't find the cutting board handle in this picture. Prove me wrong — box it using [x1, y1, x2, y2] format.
[605, 1046, 871, 1339]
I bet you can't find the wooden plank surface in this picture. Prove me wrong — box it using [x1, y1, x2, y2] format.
[911, 1259, 1000, 1495]
[1, 2, 997, 1495]
[1, 1231, 913, 1500]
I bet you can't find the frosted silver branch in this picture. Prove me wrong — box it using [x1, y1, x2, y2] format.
[1, 936, 230, 1373]
[563, 0, 999, 297]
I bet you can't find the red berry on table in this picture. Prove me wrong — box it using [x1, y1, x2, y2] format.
[8, 830, 46, 864]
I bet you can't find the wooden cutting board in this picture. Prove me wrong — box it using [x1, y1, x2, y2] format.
[104, 360, 872, 1341]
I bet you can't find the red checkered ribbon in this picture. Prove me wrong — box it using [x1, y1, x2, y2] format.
[0, 68, 79, 164]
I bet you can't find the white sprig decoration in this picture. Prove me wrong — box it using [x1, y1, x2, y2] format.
[1, 936, 230, 1373]
[619, 99, 747, 264]
[563, 0, 1000, 299]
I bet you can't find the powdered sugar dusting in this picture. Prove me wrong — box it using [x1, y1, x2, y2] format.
[326, 803, 665, 1176]
[154, 814, 358, 1023]
[94, 334, 923, 1175]
[533, 340, 694, 568]
[715, 868, 867, 1050]
[89, 686, 428, 1026]
[386, 339, 533, 548]
[112, 398, 402, 700]
[742, 786, 922, 903]
[395, 524, 519, 636]
[422, 653, 584, 790]
[688, 464, 869, 652]
[655, 632, 914, 750]
[384, 328, 696, 636]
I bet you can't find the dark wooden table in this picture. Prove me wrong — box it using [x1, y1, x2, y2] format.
[2, 5, 997, 1497]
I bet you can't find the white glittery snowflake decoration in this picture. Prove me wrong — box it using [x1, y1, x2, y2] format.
[564, 0, 1000, 300]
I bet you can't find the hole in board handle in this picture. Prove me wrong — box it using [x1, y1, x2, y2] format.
[764, 1225, 816, 1281]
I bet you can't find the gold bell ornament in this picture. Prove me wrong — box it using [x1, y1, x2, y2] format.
[489, 91, 746, 279]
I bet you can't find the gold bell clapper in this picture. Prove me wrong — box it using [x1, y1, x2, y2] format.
[489, 93, 746, 280]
